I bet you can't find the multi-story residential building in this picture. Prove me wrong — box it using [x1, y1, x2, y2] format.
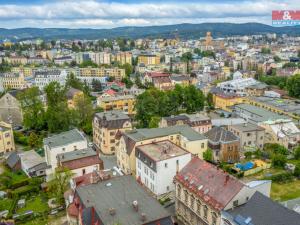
[57, 148, 103, 177]
[97, 94, 136, 115]
[259, 119, 300, 149]
[11, 67, 34, 77]
[0, 90, 23, 126]
[136, 140, 191, 196]
[70, 67, 125, 81]
[114, 52, 132, 65]
[0, 121, 15, 156]
[66, 175, 173, 225]
[138, 54, 160, 65]
[93, 110, 132, 155]
[6, 56, 28, 65]
[44, 129, 88, 173]
[228, 123, 265, 152]
[54, 56, 73, 65]
[0, 72, 28, 90]
[174, 157, 256, 225]
[92, 52, 111, 65]
[34, 69, 67, 90]
[160, 113, 212, 134]
[117, 125, 208, 175]
[211, 88, 244, 111]
[204, 127, 240, 163]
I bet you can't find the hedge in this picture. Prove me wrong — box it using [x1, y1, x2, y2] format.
[11, 178, 30, 190]
[267, 172, 294, 183]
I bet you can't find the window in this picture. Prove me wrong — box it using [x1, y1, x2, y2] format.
[184, 190, 188, 204]
[110, 139, 115, 143]
[203, 205, 208, 219]
[248, 141, 251, 145]
[197, 200, 201, 214]
[190, 195, 195, 210]
[247, 133, 251, 137]
[138, 161, 141, 169]
[212, 212, 217, 225]
[176, 160, 179, 165]
[144, 167, 148, 175]
[166, 186, 170, 191]
[82, 169, 86, 175]
[74, 145, 77, 150]
[201, 143, 204, 148]
[177, 184, 181, 198]
[165, 163, 168, 168]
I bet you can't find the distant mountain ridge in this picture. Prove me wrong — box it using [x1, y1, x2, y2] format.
[0, 23, 300, 40]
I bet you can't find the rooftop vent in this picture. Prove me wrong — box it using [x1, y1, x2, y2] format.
[245, 217, 252, 224]
[132, 200, 138, 212]
[106, 182, 112, 187]
[109, 208, 116, 216]
[141, 213, 147, 222]
[198, 185, 203, 190]
[204, 188, 210, 195]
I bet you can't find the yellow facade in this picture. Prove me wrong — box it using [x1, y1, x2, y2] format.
[0, 121, 15, 155]
[214, 94, 244, 111]
[7, 56, 28, 65]
[72, 67, 125, 81]
[114, 52, 132, 65]
[0, 72, 27, 90]
[11, 67, 34, 77]
[98, 95, 136, 115]
[138, 55, 160, 65]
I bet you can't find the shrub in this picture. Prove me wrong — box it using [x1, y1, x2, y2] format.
[11, 178, 30, 190]
[268, 172, 294, 183]
[272, 154, 287, 168]
[294, 163, 300, 178]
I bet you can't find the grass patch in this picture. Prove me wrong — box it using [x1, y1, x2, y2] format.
[271, 179, 300, 202]
[0, 198, 13, 211]
[16, 195, 49, 214]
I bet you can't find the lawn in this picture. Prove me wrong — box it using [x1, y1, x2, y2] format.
[271, 179, 300, 202]
[16, 195, 49, 214]
[0, 198, 13, 211]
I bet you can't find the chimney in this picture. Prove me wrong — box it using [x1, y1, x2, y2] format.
[132, 200, 138, 212]
[109, 208, 116, 216]
[225, 175, 230, 184]
[141, 213, 147, 222]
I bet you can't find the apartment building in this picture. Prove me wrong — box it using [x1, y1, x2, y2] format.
[93, 110, 132, 155]
[0, 121, 15, 156]
[175, 158, 258, 225]
[114, 51, 132, 65]
[44, 129, 88, 173]
[97, 94, 136, 115]
[34, 69, 67, 90]
[70, 67, 125, 81]
[138, 54, 160, 65]
[160, 113, 212, 134]
[228, 123, 265, 152]
[204, 127, 240, 163]
[117, 125, 208, 175]
[6, 56, 28, 65]
[0, 72, 28, 90]
[136, 140, 191, 196]
[0, 90, 23, 126]
[11, 67, 34, 77]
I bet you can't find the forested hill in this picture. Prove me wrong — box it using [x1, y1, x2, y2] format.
[0, 23, 300, 40]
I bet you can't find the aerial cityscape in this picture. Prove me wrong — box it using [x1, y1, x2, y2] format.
[1, 0, 300, 225]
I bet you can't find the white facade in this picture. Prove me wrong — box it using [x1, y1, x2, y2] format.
[136, 153, 191, 196]
[92, 52, 111, 65]
[70, 164, 99, 178]
[217, 78, 260, 96]
[34, 69, 68, 90]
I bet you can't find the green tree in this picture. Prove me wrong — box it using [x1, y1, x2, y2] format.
[287, 74, 300, 98]
[66, 73, 83, 90]
[183, 85, 205, 113]
[293, 146, 300, 160]
[122, 77, 133, 89]
[206, 92, 214, 109]
[28, 132, 41, 148]
[91, 79, 102, 92]
[272, 154, 287, 168]
[294, 163, 300, 177]
[17, 87, 46, 130]
[261, 47, 271, 54]
[181, 52, 193, 74]
[203, 149, 213, 162]
[48, 167, 73, 205]
[119, 63, 133, 77]
[149, 116, 161, 128]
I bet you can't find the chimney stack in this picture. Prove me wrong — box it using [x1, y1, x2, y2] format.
[132, 200, 138, 212]
[141, 213, 147, 222]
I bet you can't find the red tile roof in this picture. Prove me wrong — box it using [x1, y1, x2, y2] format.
[147, 72, 171, 78]
[61, 156, 103, 171]
[175, 157, 244, 211]
[67, 202, 79, 218]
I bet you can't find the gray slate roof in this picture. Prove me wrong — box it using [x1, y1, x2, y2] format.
[77, 175, 171, 225]
[227, 191, 300, 225]
[6, 151, 20, 169]
[43, 129, 86, 149]
[229, 123, 265, 132]
[57, 148, 96, 163]
[204, 127, 239, 144]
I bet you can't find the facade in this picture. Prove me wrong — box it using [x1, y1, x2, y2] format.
[136, 140, 191, 196]
[66, 87, 84, 109]
[11, 67, 34, 77]
[70, 67, 125, 81]
[204, 127, 240, 163]
[114, 52, 132, 65]
[174, 157, 255, 225]
[117, 125, 208, 175]
[0, 91, 23, 126]
[93, 110, 132, 155]
[90, 52, 111, 65]
[213, 93, 243, 111]
[34, 69, 67, 90]
[0, 72, 28, 90]
[259, 119, 300, 149]
[44, 129, 88, 173]
[228, 123, 265, 152]
[66, 175, 173, 225]
[138, 54, 160, 65]
[0, 121, 15, 156]
[160, 113, 212, 134]
[97, 95, 136, 115]
[57, 148, 103, 177]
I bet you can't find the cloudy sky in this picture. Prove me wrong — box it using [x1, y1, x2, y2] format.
[0, 0, 298, 28]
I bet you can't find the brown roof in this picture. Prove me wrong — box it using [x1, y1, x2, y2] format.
[60, 155, 103, 170]
[175, 157, 244, 211]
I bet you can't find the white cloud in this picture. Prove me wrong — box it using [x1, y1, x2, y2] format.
[0, 0, 298, 28]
